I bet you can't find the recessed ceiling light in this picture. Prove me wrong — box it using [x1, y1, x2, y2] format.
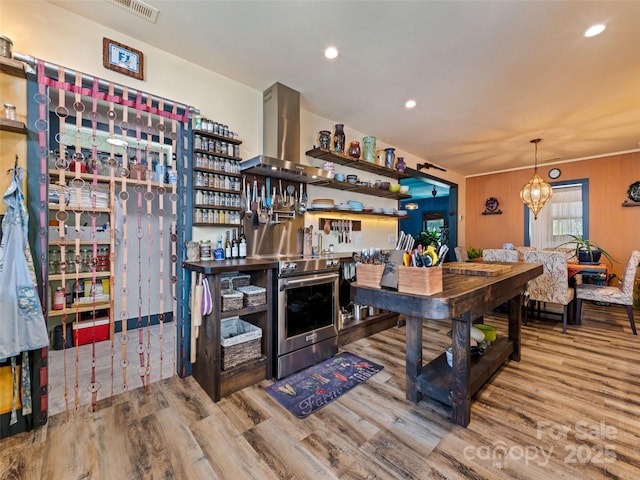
[405, 99, 417, 109]
[324, 47, 338, 59]
[584, 24, 606, 37]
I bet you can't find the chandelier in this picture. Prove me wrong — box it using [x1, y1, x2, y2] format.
[520, 138, 553, 219]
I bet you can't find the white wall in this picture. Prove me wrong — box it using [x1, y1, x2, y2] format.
[1, 0, 465, 250]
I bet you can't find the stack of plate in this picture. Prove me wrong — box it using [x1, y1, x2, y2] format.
[347, 200, 363, 212]
[335, 204, 351, 210]
[312, 199, 335, 209]
[383, 207, 396, 215]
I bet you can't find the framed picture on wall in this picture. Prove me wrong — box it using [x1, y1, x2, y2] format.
[102, 38, 144, 80]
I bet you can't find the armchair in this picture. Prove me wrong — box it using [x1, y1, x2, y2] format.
[575, 250, 640, 335]
[524, 251, 575, 334]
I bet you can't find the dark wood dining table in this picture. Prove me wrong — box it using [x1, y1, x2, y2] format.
[351, 262, 542, 427]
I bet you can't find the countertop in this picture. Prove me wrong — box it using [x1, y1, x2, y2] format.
[183, 258, 278, 274]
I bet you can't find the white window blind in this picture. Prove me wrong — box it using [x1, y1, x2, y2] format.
[530, 184, 583, 250]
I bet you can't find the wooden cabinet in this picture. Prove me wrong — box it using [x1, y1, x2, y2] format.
[192, 128, 243, 227]
[184, 260, 276, 402]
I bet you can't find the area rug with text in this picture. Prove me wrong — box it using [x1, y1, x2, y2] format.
[264, 352, 384, 418]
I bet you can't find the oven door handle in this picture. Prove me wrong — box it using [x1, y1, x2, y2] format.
[280, 273, 339, 290]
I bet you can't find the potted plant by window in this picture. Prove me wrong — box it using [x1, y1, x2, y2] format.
[556, 235, 616, 265]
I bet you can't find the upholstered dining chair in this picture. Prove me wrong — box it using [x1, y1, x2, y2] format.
[575, 250, 640, 335]
[516, 246, 537, 261]
[524, 251, 575, 334]
[482, 248, 518, 262]
[454, 246, 469, 262]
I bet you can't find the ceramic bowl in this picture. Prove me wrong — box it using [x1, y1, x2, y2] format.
[389, 184, 400, 193]
[334, 173, 345, 182]
[379, 181, 391, 190]
[399, 185, 409, 194]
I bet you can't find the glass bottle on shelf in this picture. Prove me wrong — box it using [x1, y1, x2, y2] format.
[231, 230, 239, 259]
[239, 231, 247, 258]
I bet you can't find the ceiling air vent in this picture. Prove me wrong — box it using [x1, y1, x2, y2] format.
[104, 0, 159, 23]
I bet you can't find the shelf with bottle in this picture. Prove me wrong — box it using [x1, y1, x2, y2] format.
[306, 147, 412, 180]
[193, 148, 242, 163]
[49, 271, 112, 281]
[192, 127, 243, 145]
[194, 208, 242, 227]
[194, 204, 242, 212]
[50, 239, 110, 246]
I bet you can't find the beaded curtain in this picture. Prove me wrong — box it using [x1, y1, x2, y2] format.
[33, 60, 189, 416]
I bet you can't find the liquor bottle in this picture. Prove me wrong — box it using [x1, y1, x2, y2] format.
[239, 231, 247, 259]
[231, 229, 239, 259]
[225, 231, 232, 259]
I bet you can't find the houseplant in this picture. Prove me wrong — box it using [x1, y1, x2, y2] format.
[419, 230, 441, 249]
[555, 235, 616, 265]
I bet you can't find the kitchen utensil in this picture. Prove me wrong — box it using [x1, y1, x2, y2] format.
[276, 179, 283, 206]
[251, 178, 258, 211]
[298, 183, 307, 214]
[265, 177, 271, 207]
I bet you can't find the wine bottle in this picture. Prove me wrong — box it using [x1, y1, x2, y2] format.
[225, 231, 232, 259]
[231, 229, 239, 259]
[239, 231, 247, 259]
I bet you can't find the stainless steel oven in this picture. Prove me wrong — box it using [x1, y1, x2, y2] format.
[275, 258, 340, 378]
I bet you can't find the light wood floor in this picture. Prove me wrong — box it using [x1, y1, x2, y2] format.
[2, 302, 639, 479]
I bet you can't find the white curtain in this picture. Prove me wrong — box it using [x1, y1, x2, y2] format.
[529, 184, 583, 250]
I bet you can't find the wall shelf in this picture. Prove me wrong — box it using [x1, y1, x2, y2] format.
[621, 201, 640, 207]
[306, 147, 412, 180]
[312, 178, 411, 200]
[0, 56, 27, 78]
[0, 118, 27, 134]
[307, 208, 409, 220]
[192, 128, 242, 145]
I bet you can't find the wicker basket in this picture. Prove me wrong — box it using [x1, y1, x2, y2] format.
[236, 285, 267, 307]
[397, 266, 443, 296]
[230, 274, 251, 289]
[221, 273, 251, 290]
[356, 264, 385, 289]
[221, 317, 262, 370]
[221, 289, 243, 311]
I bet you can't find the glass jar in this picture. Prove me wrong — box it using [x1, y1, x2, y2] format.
[4, 103, 16, 121]
[319, 130, 332, 149]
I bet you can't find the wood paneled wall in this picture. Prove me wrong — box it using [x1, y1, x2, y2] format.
[465, 151, 640, 280]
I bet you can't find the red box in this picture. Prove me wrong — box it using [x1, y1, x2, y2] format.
[72, 317, 110, 345]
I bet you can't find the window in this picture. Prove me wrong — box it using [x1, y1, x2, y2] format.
[525, 179, 589, 250]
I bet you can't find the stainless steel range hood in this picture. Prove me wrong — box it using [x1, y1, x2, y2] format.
[241, 82, 331, 183]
